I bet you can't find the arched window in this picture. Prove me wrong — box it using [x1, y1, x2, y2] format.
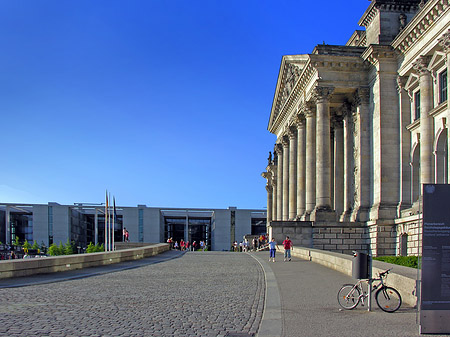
[435, 129, 448, 184]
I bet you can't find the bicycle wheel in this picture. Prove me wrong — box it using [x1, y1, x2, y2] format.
[337, 284, 361, 310]
[375, 286, 402, 313]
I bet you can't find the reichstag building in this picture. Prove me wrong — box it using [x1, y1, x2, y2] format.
[262, 0, 449, 256]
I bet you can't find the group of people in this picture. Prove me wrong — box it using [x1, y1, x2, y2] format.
[167, 238, 207, 251]
[268, 236, 293, 262]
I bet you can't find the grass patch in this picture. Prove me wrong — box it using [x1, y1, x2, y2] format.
[373, 256, 419, 269]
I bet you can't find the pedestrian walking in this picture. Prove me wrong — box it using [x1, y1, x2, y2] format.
[282, 236, 293, 261]
[269, 238, 277, 262]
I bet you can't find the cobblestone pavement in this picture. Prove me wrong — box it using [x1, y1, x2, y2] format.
[0, 252, 265, 337]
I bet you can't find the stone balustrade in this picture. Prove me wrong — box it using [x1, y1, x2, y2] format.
[0, 243, 169, 279]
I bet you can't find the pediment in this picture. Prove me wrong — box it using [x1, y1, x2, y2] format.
[268, 55, 309, 133]
[428, 51, 446, 71]
[405, 72, 419, 91]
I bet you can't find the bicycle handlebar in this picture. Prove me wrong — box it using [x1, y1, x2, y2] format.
[378, 268, 392, 277]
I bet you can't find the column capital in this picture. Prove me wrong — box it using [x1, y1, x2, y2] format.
[274, 143, 283, 155]
[340, 101, 352, 118]
[438, 29, 450, 54]
[293, 114, 306, 128]
[287, 126, 298, 140]
[281, 135, 289, 147]
[353, 87, 370, 107]
[412, 56, 432, 75]
[313, 86, 334, 103]
[331, 114, 344, 129]
[304, 101, 316, 118]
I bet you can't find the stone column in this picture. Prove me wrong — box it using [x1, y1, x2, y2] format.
[282, 136, 290, 221]
[341, 104, 354, 221]
[262, 171, 273, 223]
[275, 144, 283, 221]
[397, 76, 412, 215]
[414, 56, 434, 185]
[265, 184, 273, 223]
[272, 179, 277, 222]
[351, 88, 371, 222]
[438, 30, 450, 182]
[288, 126, 298, 220]
[312, 86, 335, 221]
[333, 115, 344, 216]
[295, 115, 306, 219]
[304, 103, 316, 220]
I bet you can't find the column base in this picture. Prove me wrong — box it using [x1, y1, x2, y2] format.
[350, 206, 370, 222]
[369, 203, 398, 221]
[310, 206, 337, 222]
[397, 201, 412, 218]
[301, 210, 313, 221]
[339, 208, 353, 222]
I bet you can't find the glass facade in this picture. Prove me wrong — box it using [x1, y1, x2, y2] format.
[48, 206, 53, 245]
[251, 217, 267, 235]
[138, 209, 144, 242]
[164, 216, 211, 249]
[10, 212, 33, 243]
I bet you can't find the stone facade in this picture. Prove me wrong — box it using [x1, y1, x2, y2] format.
[263, 0, 449, 256]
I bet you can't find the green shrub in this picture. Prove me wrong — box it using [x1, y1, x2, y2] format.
[373, 256, 419, 269]
[48, 243, 62, 256]
[86, 242, 104, 253]
[23, 240, 31, 249]
[64, 240, 75, 255]
[32, 240, 39, 250]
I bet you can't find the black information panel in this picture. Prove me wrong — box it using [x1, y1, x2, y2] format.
[422, 184, 450, 311]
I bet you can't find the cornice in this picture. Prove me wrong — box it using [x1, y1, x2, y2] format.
[358, 1, 422, 28]
[362, 44, 397, 66]
[392, 0, 450, 54]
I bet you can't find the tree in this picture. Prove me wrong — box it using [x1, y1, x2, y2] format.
[32, 240, 39, 250]
[64, 240, 75, 255]
[23, 240, 31, 249]
[48, 243, 60, 256]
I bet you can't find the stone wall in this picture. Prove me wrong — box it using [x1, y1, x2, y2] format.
[394, 215, 422, 256]
[0, 243, 169, 279]
[269, 221, 369, 254]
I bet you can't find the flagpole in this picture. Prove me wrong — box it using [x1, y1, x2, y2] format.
[105, 191, 108, 252]
[109, 192, 112, 251]
[112, 197, 116, 251]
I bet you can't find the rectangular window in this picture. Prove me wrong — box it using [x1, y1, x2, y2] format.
[138, 209, 144, 242]
[414, 91, 421, 120]
[440, 70, 448, 104]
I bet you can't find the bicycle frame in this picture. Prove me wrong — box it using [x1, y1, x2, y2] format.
[353, 272, 388, 311]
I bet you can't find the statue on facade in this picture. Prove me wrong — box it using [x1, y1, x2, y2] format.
[267, 151, 272, 165]
[399, 13, 407, 31]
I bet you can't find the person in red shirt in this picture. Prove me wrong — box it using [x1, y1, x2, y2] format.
[282, 236, 293, 262]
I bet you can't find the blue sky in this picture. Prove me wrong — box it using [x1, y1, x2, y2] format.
[0, 0, 369, 209]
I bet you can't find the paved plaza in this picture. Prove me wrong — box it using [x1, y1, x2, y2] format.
[0, 252, 264, 337]
[1, 251, 446, 337]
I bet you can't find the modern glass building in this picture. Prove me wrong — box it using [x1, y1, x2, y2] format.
[0, 203, 266, 251]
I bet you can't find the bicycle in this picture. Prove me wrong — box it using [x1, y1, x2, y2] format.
[337, 268, 402, 313]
